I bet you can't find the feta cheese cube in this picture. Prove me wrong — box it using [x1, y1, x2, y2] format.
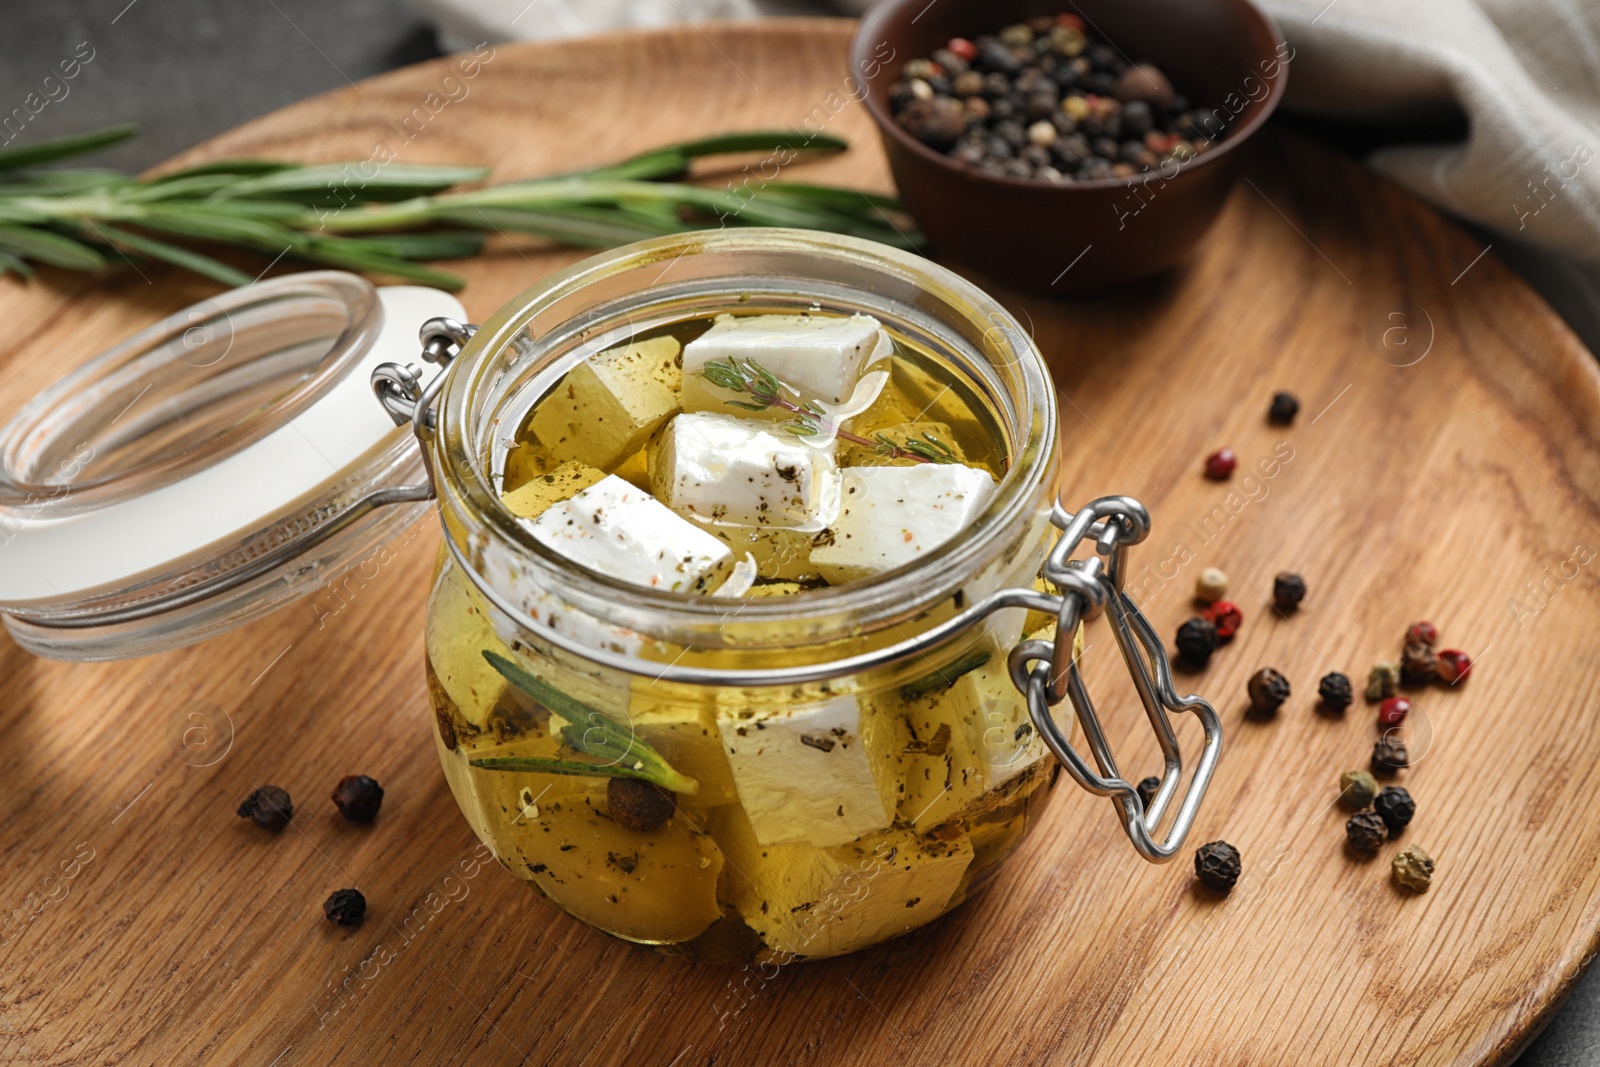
[528, 475, 732, 594]
[681, 312, 891, 412]
[423, 567, 505, 728]
[499, 459, 606, 519]
[810, 463, 997, 584]
[528, 335, 682, 469]
[711, 806, 973, 959]
[716, 691, 897, 849]
[650, 412, 838, 530]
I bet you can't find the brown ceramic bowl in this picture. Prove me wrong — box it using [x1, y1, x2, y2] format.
[851, 0, 1288, 295]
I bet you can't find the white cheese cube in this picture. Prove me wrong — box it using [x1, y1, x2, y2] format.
[716, 692, 896, 849]
[651, 412, 838, 530]
[810, 463, 997, 584]
[711, 807, 973, 959]
[528, 335, 681, 470]
[682, 312, 891, 412]
[528, 475, 732, 594]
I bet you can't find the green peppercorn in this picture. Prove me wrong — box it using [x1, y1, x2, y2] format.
[1175, 616, 1219, 667]
[1365, 661, 1400, 703]
[1272, 572, 1307, 612]
[1391, 843, 1434, 892]
[1136, 775, 1161, 810]
[1345, 811, 1387, 851]
[1194, 840, 1241, 892]
[608, 777, 675, 832]
[1246, 667, 1290, 714]
[1372, 735, 1409, 776]
[1318, 672, 1354, 711]
[1374, 786, 1415, 832]
[1339, 769, 1378, 810]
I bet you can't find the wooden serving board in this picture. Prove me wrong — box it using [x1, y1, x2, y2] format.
[3, 19, 1599, 1067]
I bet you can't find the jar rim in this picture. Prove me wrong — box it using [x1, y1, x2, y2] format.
[435, 228, 1057, 646]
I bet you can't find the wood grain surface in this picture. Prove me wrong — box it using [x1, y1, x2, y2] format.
[2, 19, 1599, 1067]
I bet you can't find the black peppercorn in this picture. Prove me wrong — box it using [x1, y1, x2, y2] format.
[237, 785, 293, 831]
[331, 775, 384, 822]
[1175, 616, 1219, 667]
[1318, 672, 1354, 711]
[1401, 641, 1439, 686]
[323, 888, 366, 926]
[1374, 786, 1415, 832]
[1247, 668, 1291, 714]
[1372, 735, 1410, 775]
[1267, 391, 1300, 424]
[608, 777, 675, 832]
[1272, 572, 1307, 613]
[1345, 810, 1387, 851]
[1136, 775, 1161, 810]
[1194, 840, 1241, 892]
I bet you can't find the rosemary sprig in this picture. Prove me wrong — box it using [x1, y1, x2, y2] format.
[475, 650, 699, 795]
[0, 124, 924, 290]
[899, 648, 992, 702]
[701, 357, 957, 464]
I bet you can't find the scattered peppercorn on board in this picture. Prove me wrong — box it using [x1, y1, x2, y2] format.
[2, 20, 1599, 1067]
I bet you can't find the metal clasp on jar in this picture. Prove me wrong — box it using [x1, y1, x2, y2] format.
[368, 324, 1221, 865]
[1009, 497, 1222, 862]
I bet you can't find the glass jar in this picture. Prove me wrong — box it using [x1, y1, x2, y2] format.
[0, 230, 1220, 965]
[409, 230, 1219, 961]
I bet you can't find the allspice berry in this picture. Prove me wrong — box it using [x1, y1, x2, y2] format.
[608, 777, 675, 832]
[1345, 811, 1387, 851]
[1339, 769, 1379, 810]
[1374, 786, 1415, 832]
[1365, 661, 1401, 702]
[323, 888, 367, 926]
[331, 775, 385, 822]
[1246, 667, 1291, 714]
[1195, 566, 1229, 603]
[1194, 840, 1241, 892]
[237, 785, 293, 831]
[1114, 62, 1176, 108]
[897, 96, 967, 149]
[1372, 735, 1410, 775]
[1391, 844, 1434, 892]
[1318, 672, 1354, 711]
[1272, 572, 1307, 612]
[1401, 641, 1439, 686]
[1175, 616, 1220, 667]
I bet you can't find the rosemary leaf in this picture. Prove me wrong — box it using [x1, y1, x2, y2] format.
[0, 223, 105, 270]
[210, 162, 491, 203]
[899, 649, 992, 702]
[0, 123, 138, 172]
[467, 755, 675, 786]
[294, 240, 467, 289]
[482, 650, 698, 794]
[0, 251, 33, 277]
[91, 225, 254, 287]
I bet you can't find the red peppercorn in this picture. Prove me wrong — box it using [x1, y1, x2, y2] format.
[1378, 696, 1411, 726]
[946, 36, 977, 62]
[1204, 600, 1243, 640]
[1203, 447, 1237, 480]
[1405, 621, 1438, 646]
[1055, 13, 1086, 30]
[1436, 649, 1473, 684]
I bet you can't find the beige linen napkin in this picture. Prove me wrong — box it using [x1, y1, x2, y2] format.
[1260, 0, 1600, 266]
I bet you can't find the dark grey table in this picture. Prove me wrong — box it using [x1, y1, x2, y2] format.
[3, 2, 1596, 1063]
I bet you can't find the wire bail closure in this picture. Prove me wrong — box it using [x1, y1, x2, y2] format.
[369, 328, 1220, 865]
[1008, 498, 1223, 861]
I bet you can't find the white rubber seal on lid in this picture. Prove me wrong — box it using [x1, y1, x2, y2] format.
[0, 272, 464, 659]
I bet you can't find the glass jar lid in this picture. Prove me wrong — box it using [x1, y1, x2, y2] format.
[0, 271, 464, 660]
